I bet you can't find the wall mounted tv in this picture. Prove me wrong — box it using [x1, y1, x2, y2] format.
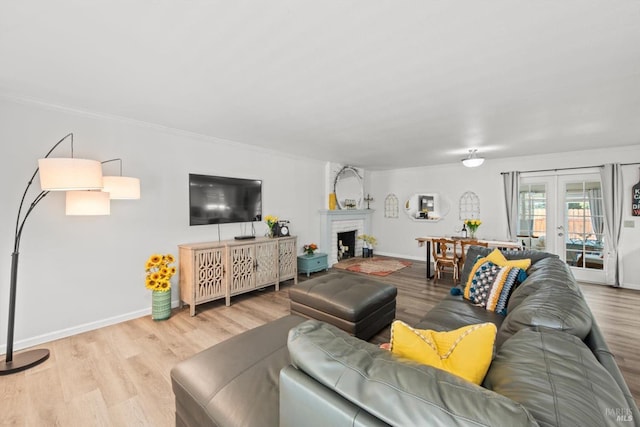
[189, 174, 262, 225]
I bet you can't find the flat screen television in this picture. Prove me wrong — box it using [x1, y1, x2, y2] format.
[189, 174, 262, 225]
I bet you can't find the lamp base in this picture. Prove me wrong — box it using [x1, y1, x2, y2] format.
[0, 348, 50, 375]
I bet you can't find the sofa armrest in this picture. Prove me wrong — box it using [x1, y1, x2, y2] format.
[280, 366, 389, 427]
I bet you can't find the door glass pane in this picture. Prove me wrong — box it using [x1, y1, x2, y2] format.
[564, 180, 604, 270]
[518, 183, 547, 250]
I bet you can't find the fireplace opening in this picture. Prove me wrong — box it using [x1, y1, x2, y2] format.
[337, 231, 356, 261]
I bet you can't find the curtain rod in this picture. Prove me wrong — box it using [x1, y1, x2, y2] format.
[501, 162, 640, 175]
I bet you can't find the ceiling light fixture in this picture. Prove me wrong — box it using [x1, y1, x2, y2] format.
[462, 149, 485, 168]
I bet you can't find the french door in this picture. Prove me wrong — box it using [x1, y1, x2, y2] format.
[519, 172, 606, 284]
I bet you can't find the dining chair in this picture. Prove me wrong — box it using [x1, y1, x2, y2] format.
[431, 238, 460, 283]
[457, 240, 489, 274]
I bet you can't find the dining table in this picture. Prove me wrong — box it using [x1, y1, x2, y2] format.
[415, 236, 523, 280]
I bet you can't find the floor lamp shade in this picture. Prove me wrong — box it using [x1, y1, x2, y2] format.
[38, 158, 103, 191]
[66, 191, 111, 215]
[102, 176, 140, 199]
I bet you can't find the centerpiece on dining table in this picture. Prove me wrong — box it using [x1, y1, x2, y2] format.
[464, 219, 481, 239]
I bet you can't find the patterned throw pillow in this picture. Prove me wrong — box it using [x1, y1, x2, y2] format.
[464, 259, 526, 315]
[389, 320, 497, 385]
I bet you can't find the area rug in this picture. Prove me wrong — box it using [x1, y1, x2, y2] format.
[336, 257, 412, 277]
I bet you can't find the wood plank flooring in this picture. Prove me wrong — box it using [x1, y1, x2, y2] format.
[1, 257, 638, 425]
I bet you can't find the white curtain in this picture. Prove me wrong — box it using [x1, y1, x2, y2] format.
[502, 171, 520, 241]
[600, 164, 623, 287]
[587, 188, 604, 236]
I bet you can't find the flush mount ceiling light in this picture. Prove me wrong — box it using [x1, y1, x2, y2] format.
[462, 149, 485, 168]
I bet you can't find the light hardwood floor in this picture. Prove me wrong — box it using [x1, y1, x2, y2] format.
[2, 258, 638, 425]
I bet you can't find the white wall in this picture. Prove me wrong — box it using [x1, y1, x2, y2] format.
[369, 145, 640, 289]
[0, 97, 325, 353]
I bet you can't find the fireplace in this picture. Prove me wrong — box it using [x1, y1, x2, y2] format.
[337, 230, 356, 260]
[320, 209, 373, 266]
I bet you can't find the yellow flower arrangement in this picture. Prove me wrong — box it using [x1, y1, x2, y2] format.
[464, 219, 482, 233]
[145, 253, 176, 292]
[357, 234, 377, 247]
[265, 215, 278, 229]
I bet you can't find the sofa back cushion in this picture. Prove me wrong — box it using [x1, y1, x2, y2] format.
[485, 327, 630, 427]
[497, 257, 592, 345]
[288, 320, 538, 427]
[459, 247, 557, 285]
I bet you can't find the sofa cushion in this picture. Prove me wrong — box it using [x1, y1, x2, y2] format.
[416, 294, 506, 332]
[484, 327, 630, 427]
[464, 260, 526, 315]
[497, 257, 592, 345]
[389, 320, 496, 384]
[460, 247, 558, 285]
[288, 320, 538, 427]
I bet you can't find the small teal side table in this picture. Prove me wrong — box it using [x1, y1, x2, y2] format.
[297, 252, 329, 277]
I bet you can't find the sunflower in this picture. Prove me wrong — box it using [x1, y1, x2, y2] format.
[145, 253, 176, 292]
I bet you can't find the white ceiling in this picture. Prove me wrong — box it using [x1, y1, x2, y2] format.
[1, 1, 639, 170]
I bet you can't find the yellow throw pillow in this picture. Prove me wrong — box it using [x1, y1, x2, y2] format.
[389, 320, 497, 385]
[485, 248, 531, 270]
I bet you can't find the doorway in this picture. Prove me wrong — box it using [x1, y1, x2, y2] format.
[519, 171, 606, 284]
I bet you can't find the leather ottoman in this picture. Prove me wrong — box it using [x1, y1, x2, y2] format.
[288, 273, 397, 340]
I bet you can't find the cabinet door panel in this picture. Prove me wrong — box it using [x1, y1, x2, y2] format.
[229, 245, 255, 294]
[256, 241, 278, 287]
[279, 238, 297, 281]
[195, 248, 225, 302]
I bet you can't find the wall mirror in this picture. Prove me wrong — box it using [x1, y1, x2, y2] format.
[334, 166, 363, 209]
[404, 192, 450, 221]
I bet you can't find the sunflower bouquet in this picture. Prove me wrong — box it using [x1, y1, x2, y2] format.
[145, 253, 176, 292]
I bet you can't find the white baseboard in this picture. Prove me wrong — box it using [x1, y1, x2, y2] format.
[373, 251, 425, 262]
[0, 300, 181, 355]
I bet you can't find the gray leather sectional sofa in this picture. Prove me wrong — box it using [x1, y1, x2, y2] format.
[171, 248, 639, 426]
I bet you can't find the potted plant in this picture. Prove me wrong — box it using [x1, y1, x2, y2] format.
[357, 234, 377, 258]
[303, 243, 318, 256]
[145, 253, 176, 320]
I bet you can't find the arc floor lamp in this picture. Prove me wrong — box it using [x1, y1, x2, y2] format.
[1, 133, 139, 375]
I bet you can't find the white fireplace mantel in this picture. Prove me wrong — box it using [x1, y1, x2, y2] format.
[319, 209, 374, 266]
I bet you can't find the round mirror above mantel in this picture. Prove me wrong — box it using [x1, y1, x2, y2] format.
[404, 193, 450, 221]
[334, 166, 364, 210]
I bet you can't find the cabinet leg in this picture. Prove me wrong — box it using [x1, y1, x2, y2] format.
[190, 305, 195, 317]
[225, 296, 231, 306]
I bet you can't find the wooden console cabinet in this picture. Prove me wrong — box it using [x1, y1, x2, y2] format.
[179, 236, 297, 316]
